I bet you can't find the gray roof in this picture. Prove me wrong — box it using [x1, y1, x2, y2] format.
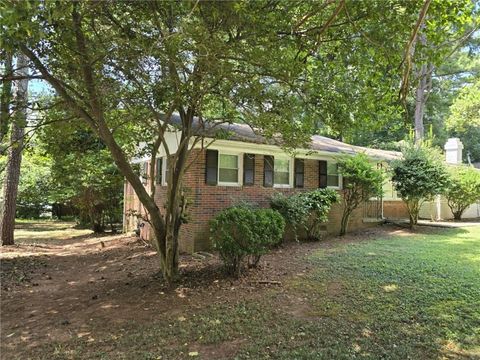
[168, 114, 401, 161]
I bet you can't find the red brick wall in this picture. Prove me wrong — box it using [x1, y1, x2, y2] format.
[124, 149, 406, 253]
[383, 200, 409, 219]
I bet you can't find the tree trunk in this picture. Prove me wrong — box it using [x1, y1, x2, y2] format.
[1, 51, 13, 145]
[407, 200, 419, 229]
[453, 210, 462, 221]
[1, 54, 29, 246]
[408, 213, 415, 229]
[339, 209, 351, 236]
[414, 62, 428, 144]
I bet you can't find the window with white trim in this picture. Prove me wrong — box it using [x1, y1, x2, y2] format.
[274, 158, 290, 186]
[327, 163, 340, 187]
[218, 153, 239, 184]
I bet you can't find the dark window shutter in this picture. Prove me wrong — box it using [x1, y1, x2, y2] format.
[243, 153, 255, 186]
[205, 149, 218, 185]
[156, 158, 163, 184]
[264, 155, 274, 187]
[294, 158, 304, 188]
[319, 160, 327, 188]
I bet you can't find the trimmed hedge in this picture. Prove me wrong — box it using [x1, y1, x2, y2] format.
[270, 188, 339, 240]
[210, 205, 285, 277]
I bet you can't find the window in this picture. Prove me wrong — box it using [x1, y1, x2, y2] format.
[327, 163, 339, 187]
[155, 157, 170, 186]
[294, 158, 304, 188]
[218, 154, 239, 184]
[243, 154, 255, 186]
[274, 158, 290, 186]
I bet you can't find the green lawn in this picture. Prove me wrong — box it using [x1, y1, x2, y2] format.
[15, 226, 480, 359]
[13, 219, 93, 245]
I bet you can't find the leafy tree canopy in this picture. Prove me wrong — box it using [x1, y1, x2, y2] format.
[446, 79, 480, 163]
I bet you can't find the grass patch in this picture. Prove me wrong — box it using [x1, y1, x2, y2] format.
[13, 220, 92, 244]
[299, 226, 480, 359]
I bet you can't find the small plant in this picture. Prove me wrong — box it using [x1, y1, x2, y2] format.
[445, 166, 480, 220]
[391, 144, 449, 228]
[210, 205, 284, 277]
[270, 188, 338, 240]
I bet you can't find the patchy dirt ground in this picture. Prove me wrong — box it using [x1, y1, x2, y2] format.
[0, 221, 437, 359]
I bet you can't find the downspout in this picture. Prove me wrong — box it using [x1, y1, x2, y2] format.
[435, 194, 441, 221]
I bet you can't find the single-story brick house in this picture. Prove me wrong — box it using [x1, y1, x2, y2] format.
[123, 116, 411, 253]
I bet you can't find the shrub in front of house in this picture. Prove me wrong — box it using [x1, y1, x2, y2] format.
[337, 153, 384, 236]
[270, 188, 339, 240]
[391, 143, 449, 227]
[300, 189, 340, 239]
[210, 205, 284, 277]
[445, 166, 480, 220]
[270, 193, 309, 240]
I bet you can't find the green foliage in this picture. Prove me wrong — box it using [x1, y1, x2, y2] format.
[16, 150, 52, 218]
[270, 189, 339, 240]
[446, 79, 480, 163]
[270, 193, 309, 240]
[337, 153, 384, 235]
[210, 205, 284, 276]
[37, 108, 125, 231]
[445, 166, 480, 220]
[344, 17, 479, 153]
[300, 189, 340, 223]
[391, 143, 449, 227]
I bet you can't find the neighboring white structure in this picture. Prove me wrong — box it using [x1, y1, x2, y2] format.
[444, 138, 464, 164]
[419, 138, 480, 220]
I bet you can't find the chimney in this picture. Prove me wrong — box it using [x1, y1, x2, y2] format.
[444, 138, 463, 164]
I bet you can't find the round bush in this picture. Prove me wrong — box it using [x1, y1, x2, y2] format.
[210, 205, 285, 276]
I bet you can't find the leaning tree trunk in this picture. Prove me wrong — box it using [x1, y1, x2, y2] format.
[1, 53, 29, 246]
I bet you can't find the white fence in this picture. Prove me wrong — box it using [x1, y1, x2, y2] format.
[419, 197, 480, 220]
